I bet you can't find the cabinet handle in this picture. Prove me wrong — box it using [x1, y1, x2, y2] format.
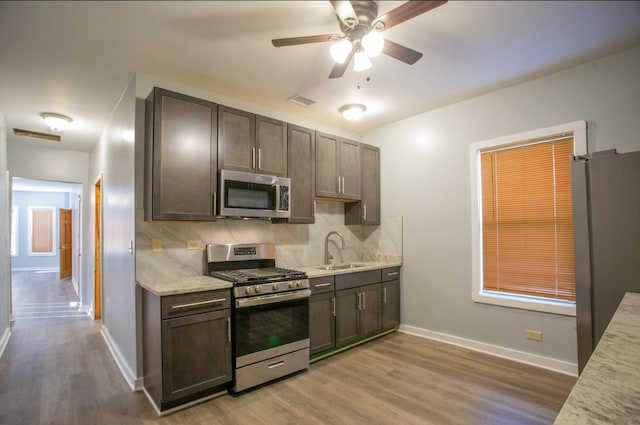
[252, 147, 256, 169]
[362, 291, 366, 310]
[357, 292, 361, 311]
[342, 177, 345, 194]
[213, 192, 217, 215]
[337, 176, 341, 194]
[386, 272, 399, 277]
[363, 204, 367, 221]
[268, 361, 285, 369]
[170, 298, 226, 310]
[332, 296, 336, 317]
[314, 282, 332, 288]
[227, 316, 231, 342]
[383, 287, 387, 304]
[258, 148, 262, 170]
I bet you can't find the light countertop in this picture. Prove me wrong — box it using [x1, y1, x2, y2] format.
[137, 261, 402, 296]
[554, 292, 640, 424]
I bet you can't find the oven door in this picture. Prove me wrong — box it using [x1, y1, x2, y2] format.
[234, 289, 310, 366]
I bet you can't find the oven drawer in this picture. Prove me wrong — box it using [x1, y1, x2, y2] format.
[234, 347, 309, 392]
[161, 289, 231, 319]
[309, 277, 335, 294]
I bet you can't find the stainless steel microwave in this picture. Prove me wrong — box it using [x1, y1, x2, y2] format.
[218, 169, 290, 219]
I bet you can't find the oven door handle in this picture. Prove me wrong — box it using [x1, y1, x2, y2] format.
[235, 289, 311, 308]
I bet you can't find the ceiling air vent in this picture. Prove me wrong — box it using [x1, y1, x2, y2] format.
[288, 95, 316, 107]
[13, 128, 61, 142]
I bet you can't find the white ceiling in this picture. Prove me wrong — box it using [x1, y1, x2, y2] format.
[1, 1, 640, 153]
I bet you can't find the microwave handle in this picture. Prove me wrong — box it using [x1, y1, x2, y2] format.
[275, 184, 281, 211]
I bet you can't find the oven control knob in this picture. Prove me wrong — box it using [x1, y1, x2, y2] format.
[288, 281, 295, 289]
[245, 286, 254, 295]
[272, 283, 279, 291]
[255, 285, 262, 293]
[296, 280, 303, 288]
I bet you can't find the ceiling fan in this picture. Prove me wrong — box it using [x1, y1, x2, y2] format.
[272, 0, 448, 79]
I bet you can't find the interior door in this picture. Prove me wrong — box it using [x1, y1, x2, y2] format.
[59, 208, 72, 279]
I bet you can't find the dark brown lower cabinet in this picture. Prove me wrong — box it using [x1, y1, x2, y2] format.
[142, 287, 232, 412]
[335, 283, 381, 346]
[381, 280, 400, 329]
[309, 291, 335, 355]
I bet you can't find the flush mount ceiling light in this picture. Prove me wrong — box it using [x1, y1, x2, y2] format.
[41, 112, 73, 132]
[339, 103, 367, 121]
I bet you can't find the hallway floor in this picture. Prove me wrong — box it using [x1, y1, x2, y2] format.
[11, 271, 85, 320]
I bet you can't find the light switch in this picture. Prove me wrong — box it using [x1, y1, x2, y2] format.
[151, 238, 163, 252]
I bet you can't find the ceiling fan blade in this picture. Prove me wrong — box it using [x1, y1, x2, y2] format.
[376, 0, 447, 31]
[272, 34, 337, 47]
[328, 48, 355, 79]
[382, 39, 423, 65]
[330, 1, 358, 26]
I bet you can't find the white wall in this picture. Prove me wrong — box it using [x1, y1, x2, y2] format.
[88, 76, 138, 388]
[363, 46, 640, 373]
[0, 111, 10, 358]
[7, 143, 91, 307]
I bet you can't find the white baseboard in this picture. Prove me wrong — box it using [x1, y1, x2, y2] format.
[100, 325, 144, 391]
[0, 326, 11, 360]
[398, 324, 578, 377]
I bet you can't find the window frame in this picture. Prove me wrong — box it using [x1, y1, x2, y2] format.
[470, 121, 587, 316]
[28, 206, 56, 257]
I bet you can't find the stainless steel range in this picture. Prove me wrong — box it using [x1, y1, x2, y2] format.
[205, 243, 310, 392]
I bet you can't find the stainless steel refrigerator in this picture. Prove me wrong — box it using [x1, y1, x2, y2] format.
[571, 149, 640, 373]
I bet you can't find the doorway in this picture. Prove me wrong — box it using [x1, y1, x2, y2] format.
[94, 178, 102, 320]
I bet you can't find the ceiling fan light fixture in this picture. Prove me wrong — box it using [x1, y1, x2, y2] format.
[353, 50, 372, 72]
[41, 112, 72, 132]
[362, 32, 384, 57]
[330, 39, 352, 64]
[339, 103, 367, 121]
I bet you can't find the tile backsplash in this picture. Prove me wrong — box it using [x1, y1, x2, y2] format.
[136, 201, 402, 281]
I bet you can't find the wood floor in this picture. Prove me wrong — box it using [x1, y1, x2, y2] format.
[0, 272, 576, 425]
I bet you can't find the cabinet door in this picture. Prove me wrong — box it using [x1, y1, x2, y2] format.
[358, 284, 381, 338]
[339, 138, 361, 200]
[315, 132, 340, 198]
[345, 143, 380, 225]
[161, 309, 231, 402]
[381, 280, 400, 329]
[256, 115, 287, 176]
[286, 124, 315, 223]
[309, 292, 335, 355]
[218, 105, 255, 173]
[146, 88, 217, 221]
[335, 288, 359, 346]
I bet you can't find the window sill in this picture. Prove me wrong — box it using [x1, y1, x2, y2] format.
[473, 290, 576, 316]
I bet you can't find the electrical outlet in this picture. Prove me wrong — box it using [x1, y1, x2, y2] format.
[186, 240, 201, 250]
[526, 330, 543, 341]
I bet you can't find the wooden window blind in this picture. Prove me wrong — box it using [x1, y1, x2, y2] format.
[480, 135, 575, 301]
[31, 208, 53, 253]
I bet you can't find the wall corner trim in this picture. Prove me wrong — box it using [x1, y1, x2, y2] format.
[100, 325, 144, 391]
[398, 324, 578, 377]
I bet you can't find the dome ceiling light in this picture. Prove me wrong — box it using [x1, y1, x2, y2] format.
[41, 113, 73, 132]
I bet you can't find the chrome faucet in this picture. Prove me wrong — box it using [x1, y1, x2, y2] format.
[324, 231, 346, 265]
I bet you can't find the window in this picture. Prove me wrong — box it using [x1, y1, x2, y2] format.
[10, 206, 18, 256]
[28, 206, 56, 256]
[470, 121, 587, 316]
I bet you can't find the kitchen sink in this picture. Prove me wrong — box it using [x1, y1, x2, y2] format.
[315, 263, 367, 271]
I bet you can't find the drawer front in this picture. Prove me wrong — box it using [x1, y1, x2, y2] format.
[381, 267, 401, 282]
[162, 289, 231, 319]
[335, 269, 381, 291]
[309, 277, 335, 294]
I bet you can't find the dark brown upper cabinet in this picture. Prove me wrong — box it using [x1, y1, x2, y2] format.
[315, 132, 361, 201]
[145, 87, 218, 221]
[285, 124, 316, 224]
[345, 143, 380, 225]
[218, 105, 287, 176]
